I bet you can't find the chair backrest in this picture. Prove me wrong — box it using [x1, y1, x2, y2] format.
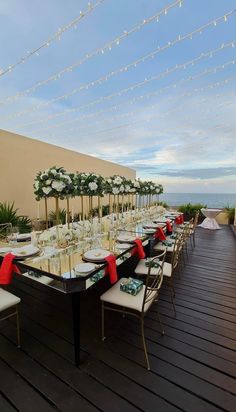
[172, 236, 182, 270]
[183, 219, 193, 240]
[193, 211, 200, 229]
[142, 249, 166, 313]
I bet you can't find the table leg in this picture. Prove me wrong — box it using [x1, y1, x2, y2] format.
[71, 292, 81, 366]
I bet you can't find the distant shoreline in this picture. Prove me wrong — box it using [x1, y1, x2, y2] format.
[159, 193, 236, 208]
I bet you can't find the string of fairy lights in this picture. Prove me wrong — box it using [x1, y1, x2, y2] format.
[1, 1, 236, 148]
[1, 33, 235, 122]
[27, 74, 236, 143]
[3, 7, 235, 131]
[0, 0, 105, 77]
[24, 76, 236, 146]
[15, 55, 236, 130]
[0, 0, 183, 106]
[26, 58, 236, 137]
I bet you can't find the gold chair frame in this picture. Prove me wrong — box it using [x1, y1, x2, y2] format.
[101, 250, 166, 370]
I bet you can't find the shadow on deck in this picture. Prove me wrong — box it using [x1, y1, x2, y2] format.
[0, 225, 236, 411]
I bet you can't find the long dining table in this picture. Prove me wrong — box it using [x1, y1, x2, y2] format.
[0, 211, 181, 365]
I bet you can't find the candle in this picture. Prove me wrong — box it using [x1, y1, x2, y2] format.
[37, 202, 40, 219]
[65, 212, 68, 225]
[71, 208, 74, 221]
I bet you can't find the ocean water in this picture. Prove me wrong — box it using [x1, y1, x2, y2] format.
[158, 193, 236, 208]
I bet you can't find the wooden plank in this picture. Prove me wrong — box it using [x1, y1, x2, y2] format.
[0, 358, 55, 412]
[2, 322, 140, 412]
[81, 337, 223, 412]
[0, 393, 17, 412]
[0, 335, 98, 412]
[105, 333, 236, 411]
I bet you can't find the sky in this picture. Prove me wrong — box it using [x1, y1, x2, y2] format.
[0, 0, 236, 193]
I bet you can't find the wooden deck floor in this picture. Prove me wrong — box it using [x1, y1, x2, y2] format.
[0, 225, 236, 411]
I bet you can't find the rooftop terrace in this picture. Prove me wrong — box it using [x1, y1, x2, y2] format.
[0, 225, 236, 411]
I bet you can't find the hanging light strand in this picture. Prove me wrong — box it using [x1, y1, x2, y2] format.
[15, 55, 236, 129]
[0, 0, 105, 78]
[0, 0, 183, 105]
[1, 34, 235, 121]
[38, 76, 236, 141]
[25, 67, 236, 136]
[23, 40, 236, 134]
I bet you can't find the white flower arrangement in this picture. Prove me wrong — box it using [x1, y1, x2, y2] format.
[75, 172, 105, 196]
[34, 166, 75, 200]
[105, 175, 127, 195]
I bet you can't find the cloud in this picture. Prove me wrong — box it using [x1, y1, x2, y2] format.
[158, 167, 236, 179]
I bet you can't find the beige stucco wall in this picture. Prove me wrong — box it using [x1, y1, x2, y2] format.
[0, 129, 135, 219]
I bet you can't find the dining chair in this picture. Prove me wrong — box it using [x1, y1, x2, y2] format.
[135, 240, 181, 314]
[174, 219, 193, 260]
[0, 288, 21, 347]
[190, 211, 199, 248]
[100, 250, 166, 370]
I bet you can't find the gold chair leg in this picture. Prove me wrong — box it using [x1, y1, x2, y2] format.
[16, 305, 21, 348]
[140, 316, 150, 370]
[101, 302, 106, 341]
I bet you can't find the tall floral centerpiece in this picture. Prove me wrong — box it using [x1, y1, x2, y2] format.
[34, 166, 74, 227]
[74, 172, 105, 219]
[104, 175, 126, 216]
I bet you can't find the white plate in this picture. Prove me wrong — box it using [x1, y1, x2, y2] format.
[116, 235, 136, 243]
[115, 243, 133, 250]
[143, 228, 156, 234]
[12, 245, 40, 258]
[83, 248, 111, 261]
[0, 247, 12, 254]
[16, 233, 31, 240]
[74, 263, 96, 273]
[143, 223, 159, 229]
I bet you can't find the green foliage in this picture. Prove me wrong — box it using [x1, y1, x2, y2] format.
[223, 205, 235, 224]
[157, 201, 168, 208]
[0, 202, 32, 233]
[0, 202, 18, 226]
[178, 203, 206, 221]
[17, 216, 32, 233]
[49, 208, 67, 225]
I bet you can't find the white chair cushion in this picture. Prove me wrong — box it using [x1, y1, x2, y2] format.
[135, 259, 172, 278]
[100, 278, 157, 313]
[153, 243, 174, 252]
[135, 259, 159, 276]
[175, 228, 183, 234]
[163, 262, 172, 277]
[0, 288, 21, 311]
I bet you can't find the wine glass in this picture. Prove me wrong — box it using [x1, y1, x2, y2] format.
[9, 226, 19, 245]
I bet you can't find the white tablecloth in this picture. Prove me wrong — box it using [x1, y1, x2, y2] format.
[198, 208, 221, 230]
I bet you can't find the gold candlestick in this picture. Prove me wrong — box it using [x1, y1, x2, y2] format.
[81, 195, 85, 221]
[44, 197, 48, 229]
[66, 197, 70, 228]
[55, 197, 59, 226]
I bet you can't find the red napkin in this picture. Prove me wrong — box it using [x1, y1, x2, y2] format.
[0, 253, 21, 285]
[175, 215, 184, 225]
[131, 239, 145, 259]
[105, 255, 118, 284]
[154, 227, 166, 241]
[166, 220, 172, 233]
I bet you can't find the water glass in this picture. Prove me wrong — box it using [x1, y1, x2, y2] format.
[9, 226, 19, 245]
